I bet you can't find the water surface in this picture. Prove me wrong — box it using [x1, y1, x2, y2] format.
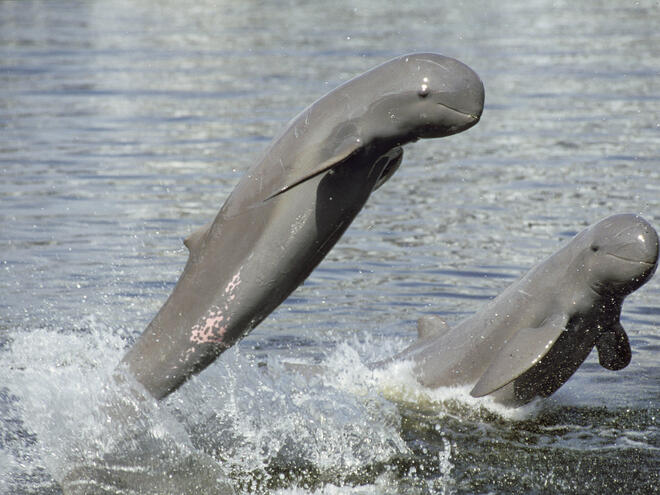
[1, 1, 659, 493]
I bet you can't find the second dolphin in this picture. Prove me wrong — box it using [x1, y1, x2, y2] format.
[377, 214, 658, 406]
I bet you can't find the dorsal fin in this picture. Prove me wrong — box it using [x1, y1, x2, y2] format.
[183, 222, 212, 254]
[417, 315, 450, 339]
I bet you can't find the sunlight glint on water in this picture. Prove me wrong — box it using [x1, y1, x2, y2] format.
[1, 0, 659, 493]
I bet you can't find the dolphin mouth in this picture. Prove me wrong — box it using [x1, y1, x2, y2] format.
[438, 101, 482, 122]
[589, 253, 658, 297]
[605, 252, 656, 266]
[418, 103, 480, 139]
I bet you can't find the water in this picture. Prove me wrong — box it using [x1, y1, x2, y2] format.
[1, 0, 659, 493]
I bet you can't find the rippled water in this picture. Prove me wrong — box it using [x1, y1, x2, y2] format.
[1, 0, 659, 494]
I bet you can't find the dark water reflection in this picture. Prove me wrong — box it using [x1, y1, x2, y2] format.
[1, 0, 659, 493]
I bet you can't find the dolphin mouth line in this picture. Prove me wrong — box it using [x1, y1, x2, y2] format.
[437, 101, 482, 121]
[605, 253, 656, 266]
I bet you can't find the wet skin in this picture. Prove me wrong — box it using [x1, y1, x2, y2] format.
[379, 214, 658, 406]
[121, 53, 485, 399]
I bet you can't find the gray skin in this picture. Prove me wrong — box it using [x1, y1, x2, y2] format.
[121, 53, 485, 399]
[380, 214, 658, 406]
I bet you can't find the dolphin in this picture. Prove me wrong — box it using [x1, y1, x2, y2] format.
[378, 214, 658, 406]
[121, 53, 485, 399]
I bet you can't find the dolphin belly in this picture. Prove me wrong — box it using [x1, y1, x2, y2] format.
[122, 147, 398, 398]
[119, 53, 485, 399]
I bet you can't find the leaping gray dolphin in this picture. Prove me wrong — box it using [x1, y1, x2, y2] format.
[121, 53, 485, 399]
[378, 214, 658, 406]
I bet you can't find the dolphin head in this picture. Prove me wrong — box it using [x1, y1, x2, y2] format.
[363, 53, 484, 144]
[578, 214, 659, 297]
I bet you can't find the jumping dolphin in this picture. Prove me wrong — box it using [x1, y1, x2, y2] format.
[378, 214, 658, 406]
[121, 53, 485, 399]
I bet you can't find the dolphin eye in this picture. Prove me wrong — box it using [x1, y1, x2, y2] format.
[591, 245, 600, 253]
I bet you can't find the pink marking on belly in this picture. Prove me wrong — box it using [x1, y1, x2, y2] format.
[182, 268, 243, 362]
[224, 272, 241, 294]
[190, 310, 227, 346]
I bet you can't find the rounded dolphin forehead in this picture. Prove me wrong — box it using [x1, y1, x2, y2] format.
[565, 215, 656, 259]
[572, 216, 659, 285]
[342, 53, 484, 119]
[590, 214, 658, 247]
[398, 54, 482, 91]
[402, 54, 485, 116]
